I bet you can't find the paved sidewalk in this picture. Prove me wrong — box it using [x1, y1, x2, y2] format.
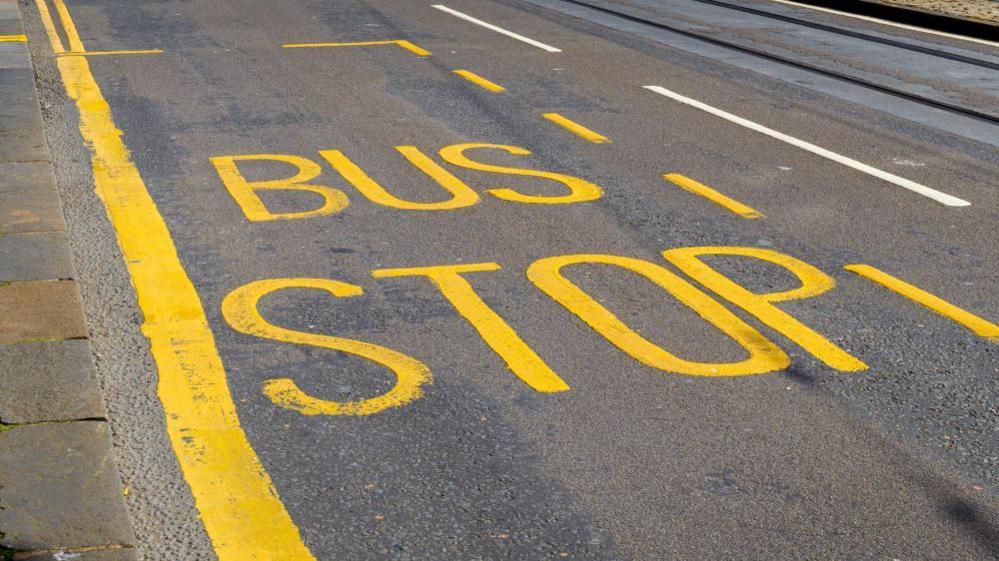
[872, 0, 999, 24]
[0, 0, 136, 559]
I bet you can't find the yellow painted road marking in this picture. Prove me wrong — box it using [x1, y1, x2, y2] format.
[223, 278, 432, 415]
[373, 263, 570, 393]
[41, 1, 315, 558]
[211, 154, 350, 221]
[57, 49, 164, 56]
[282, 39, 431, 57]
[439, 142, 603, 204]
[321, 147, 480, 210]
[542, 113, 610, 144]
[528, 253, 789, 376]
[0, 35, 27, 42]
[845, 264, 999, 339]
[665, 247, 867, 371]
[52, 0, 85, 52]
[663, 173, 763, 219]
[35, 0, 65, 53]
[453, 69, 505, 92]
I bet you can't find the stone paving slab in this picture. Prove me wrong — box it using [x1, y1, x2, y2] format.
[0, 231, 74, 282]
[0, 68, 43, 129]
[0, 162, 65, 234]
[0, 339, 106, 423]
[0, 280, 88, 343]
[0, 0, 20, 20]
[0, 41, 31, 70]
[0, 422, 135, 552]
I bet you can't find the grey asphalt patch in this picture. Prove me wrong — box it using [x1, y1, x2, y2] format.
[0, 422, 134, 551]
[0, 339, 107, 423]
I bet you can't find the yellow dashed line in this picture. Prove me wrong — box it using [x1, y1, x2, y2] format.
[542, 112, 610, 143]
[845, 264, 999, 339]
[453, 69, 506, 92]
[663, 173, 763, 219]
[0, 34, 28, 43]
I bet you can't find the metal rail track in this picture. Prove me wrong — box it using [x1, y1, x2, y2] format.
[541, 0, 999, 125]
[688, 0, 999, 71]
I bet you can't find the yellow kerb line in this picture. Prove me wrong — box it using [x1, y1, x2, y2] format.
[845, 264, 999, 339]
[542, 113, 610, 144]
[35, 0, 65, 53]
[36, 0, 315, 559]
[57, 49, 164, 56]
[663, 173, 764, 219]
[453, 69, 505, 92]
[0, 35, 28, 42]
[282, 39, 431, 56]
[52, 0, 85, 52]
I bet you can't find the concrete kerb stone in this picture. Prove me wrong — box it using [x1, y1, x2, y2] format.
[0, 0, 138, 558]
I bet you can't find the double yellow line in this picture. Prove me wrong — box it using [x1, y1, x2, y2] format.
[35, 0, 162, 55]
[33, 1, 311, 560]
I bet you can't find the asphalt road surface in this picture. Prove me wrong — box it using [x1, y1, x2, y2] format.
[21, 0, 999, 559]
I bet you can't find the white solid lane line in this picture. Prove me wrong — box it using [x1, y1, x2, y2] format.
[644, 85, 970, 207]
[431, 4, 562, 52]
[764, 0, 999, 49]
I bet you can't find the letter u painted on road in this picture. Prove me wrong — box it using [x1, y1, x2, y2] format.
[214, 143, 602, 217]
[321, 146, 480, 210]
[527, 253, 790, 376]
[222, 278, 432, 415]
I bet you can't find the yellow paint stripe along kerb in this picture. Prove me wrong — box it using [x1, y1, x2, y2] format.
[52, 0, 85, 52]
[0, 35, 28, 42]
[45, 30, 316, 561]
[34, 0, 65, 53]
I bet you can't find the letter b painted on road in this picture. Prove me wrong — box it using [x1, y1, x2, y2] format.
[211, 154, 350, 221]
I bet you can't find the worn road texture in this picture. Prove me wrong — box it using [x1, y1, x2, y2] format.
[21, 0, 999, 560]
